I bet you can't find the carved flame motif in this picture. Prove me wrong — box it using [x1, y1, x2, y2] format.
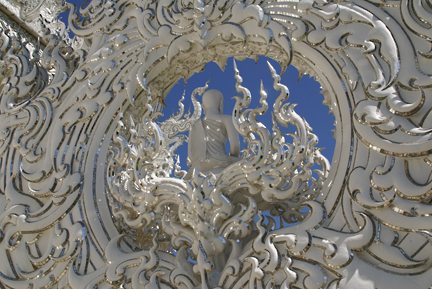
[2, 0, 432, 288]
[107, 61, 331, 288]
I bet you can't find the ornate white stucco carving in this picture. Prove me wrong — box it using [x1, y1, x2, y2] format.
[0, 0, 432, 288]
[1, 0, 67, 39]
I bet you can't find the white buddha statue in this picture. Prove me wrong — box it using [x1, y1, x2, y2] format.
[188, 89, 240, 174]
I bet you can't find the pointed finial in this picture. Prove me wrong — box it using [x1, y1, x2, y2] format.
[259, 80, 268, 99]
[233, 58, 243, 84]
[233, 58, 239, 74]
[266, 60, 277, 75]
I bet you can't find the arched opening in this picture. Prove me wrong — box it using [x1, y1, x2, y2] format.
[108, 55, 336, 253]
[160, 56, 335, 171]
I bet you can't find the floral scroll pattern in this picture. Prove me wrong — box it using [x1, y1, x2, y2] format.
[0, 0, 431, 288]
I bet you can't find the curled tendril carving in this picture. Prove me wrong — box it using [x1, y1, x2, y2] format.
[1, 0, 432, 288]
[107, 60, 330, 288]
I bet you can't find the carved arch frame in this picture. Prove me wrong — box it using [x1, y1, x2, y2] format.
[0, 0, 432, 288]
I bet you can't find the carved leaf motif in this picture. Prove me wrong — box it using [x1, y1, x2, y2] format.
[1, 0, 432, 288]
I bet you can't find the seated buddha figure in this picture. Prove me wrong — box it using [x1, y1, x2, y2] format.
[188, 89, 240, 174]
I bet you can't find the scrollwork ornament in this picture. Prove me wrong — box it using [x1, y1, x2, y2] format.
[1, 0, 432, 288]
[107, 61, 330, 288]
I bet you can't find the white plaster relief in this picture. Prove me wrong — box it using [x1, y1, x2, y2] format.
[0, 0, 431, 288]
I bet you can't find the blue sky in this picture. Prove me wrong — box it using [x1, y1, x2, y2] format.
[163, 57, 335, 165]
[60, 1, 335, 167]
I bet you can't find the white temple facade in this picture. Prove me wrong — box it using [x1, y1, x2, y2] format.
[0, 1, 432, 288]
